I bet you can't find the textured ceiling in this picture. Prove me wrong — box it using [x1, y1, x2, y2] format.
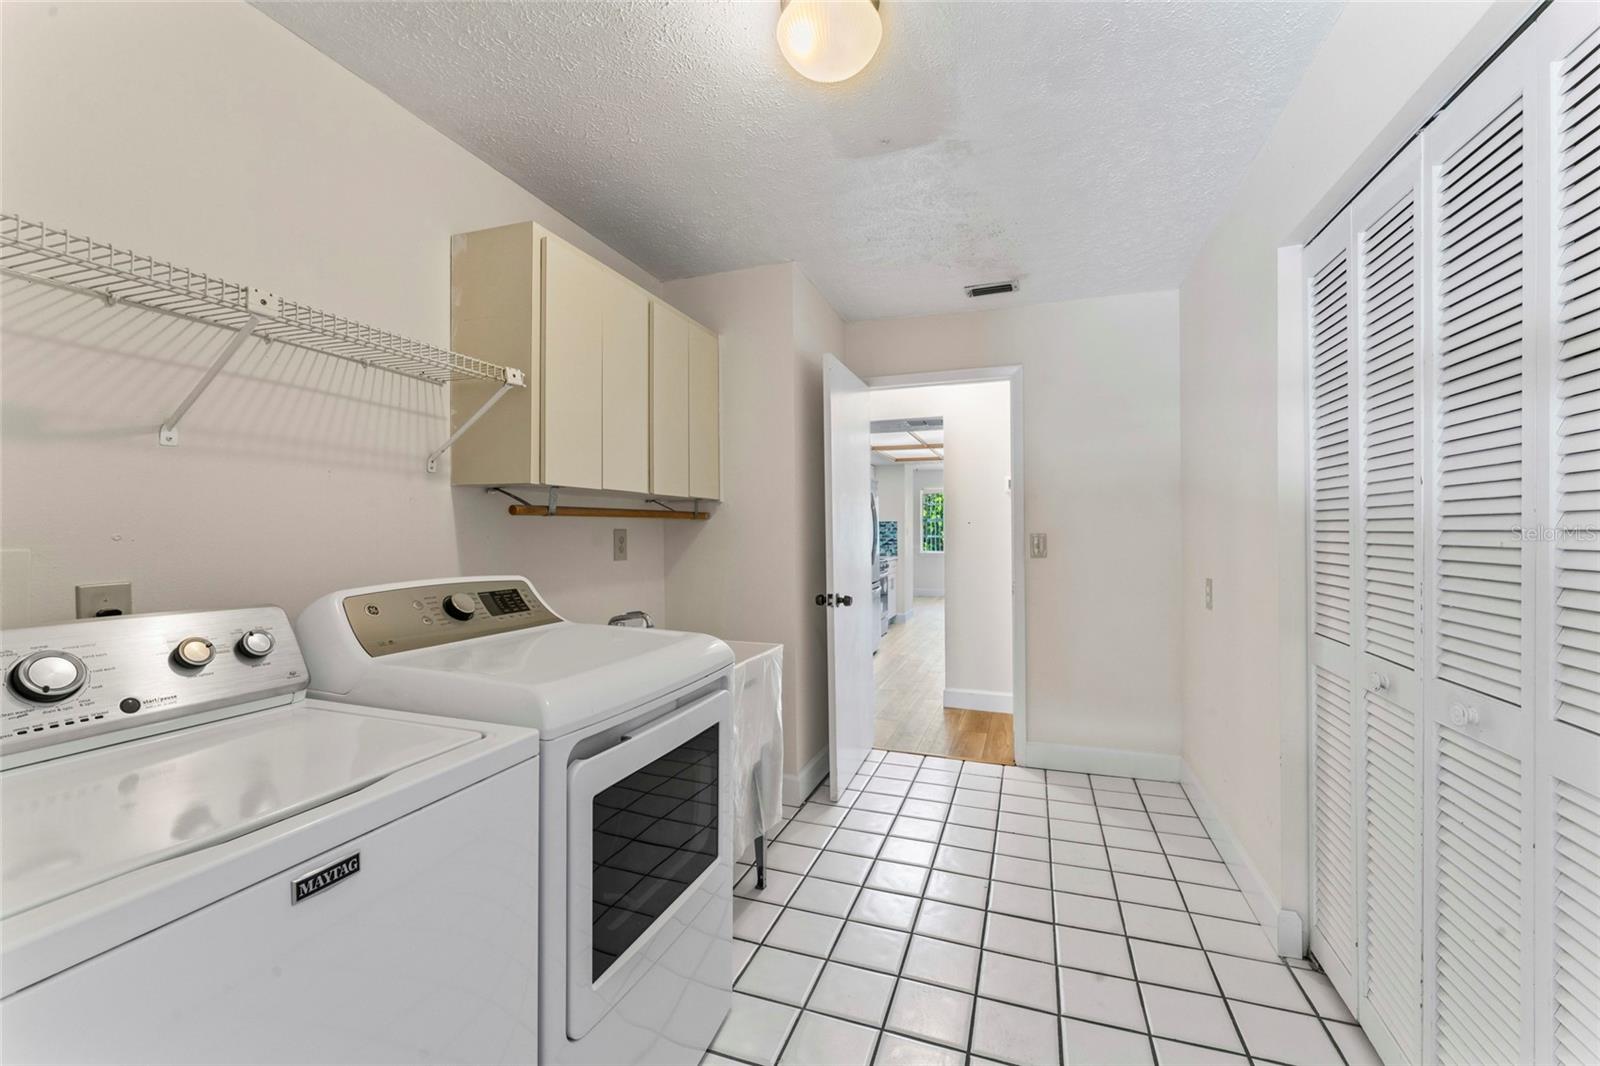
[257, 1, 1341, 321]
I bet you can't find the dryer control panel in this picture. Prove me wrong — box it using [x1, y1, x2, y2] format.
[1, 608, 306, 760]
[340, 578, 562, 657]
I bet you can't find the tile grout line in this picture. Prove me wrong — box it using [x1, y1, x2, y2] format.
[1161, 777, 1351, 1066]
[721, 755, 1368, 1066]
[1094, 775, 1161, 1065]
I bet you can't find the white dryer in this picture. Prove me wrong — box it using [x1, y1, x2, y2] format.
[0, 607, 541, 1065]
[295, 576, 736, 1066]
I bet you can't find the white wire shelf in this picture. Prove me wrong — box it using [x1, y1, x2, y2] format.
[0, 212, 523, 465]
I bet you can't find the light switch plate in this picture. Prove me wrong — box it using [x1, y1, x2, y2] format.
[1030, 533, 1047, 558]
[76, 581, 133, 619]
[612, 528, 628, 562]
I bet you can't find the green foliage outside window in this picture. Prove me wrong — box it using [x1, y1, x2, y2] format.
[921, 490, 945, 553]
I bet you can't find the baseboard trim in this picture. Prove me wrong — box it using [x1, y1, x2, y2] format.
[944, 688, 1013, 714]
[783, 746, 830, 807]
[1023, 742, 1181, 780]
[1181, 761, 1305, 958]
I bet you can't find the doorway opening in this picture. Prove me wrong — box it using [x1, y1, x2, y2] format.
[867, 380, 1015, 764]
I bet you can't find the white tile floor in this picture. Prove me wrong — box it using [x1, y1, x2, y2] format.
[710, 750, 1380, 1066]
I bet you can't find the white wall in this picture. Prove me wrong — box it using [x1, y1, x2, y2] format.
[790, 270, 843, 789]
[661, 263, 838, 795]
[874, 385, 1012, 707]
[0, 1, 668, 626]
[910, 467, 948, 596]
[845, 292, 1182, 766]
[1178, 0, 1534, 916]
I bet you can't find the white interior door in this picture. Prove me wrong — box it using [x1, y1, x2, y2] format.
[1305, 214, 1359, 1005]
[1539, 11, 1600, 1066]
[822, 354, 875, 800]
[1350, 141, 1425, 1066]
[1420, 39, 1539, 1065]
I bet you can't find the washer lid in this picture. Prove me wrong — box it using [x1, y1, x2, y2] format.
[0, 705, 480, 919]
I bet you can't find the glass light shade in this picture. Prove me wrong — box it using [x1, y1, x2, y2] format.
[777, 1, 883, 84]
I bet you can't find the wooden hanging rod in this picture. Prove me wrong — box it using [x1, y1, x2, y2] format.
[507, 505, 709, 520]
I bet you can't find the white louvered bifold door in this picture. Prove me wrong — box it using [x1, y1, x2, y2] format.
[1349, 142, 1426, 1066]
[1539, 9, 1600, 1066]
[1421, 31, 1541, 1066]
[1305, 8, 1600, 1062]
[1306, 216, 1361, 1005]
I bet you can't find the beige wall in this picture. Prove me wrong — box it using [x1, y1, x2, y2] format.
[845, 292, 1183, 764]
[870, 383, 1012, 704]
[661, 266, 842, 796]
[790, 270, 844, 787]
[0, 1, 667, 627]
[661, 264, 820, 790]
[1178, 0, 1534, 910]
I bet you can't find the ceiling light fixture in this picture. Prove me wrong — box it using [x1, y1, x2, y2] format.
[777, 0, 882, 84]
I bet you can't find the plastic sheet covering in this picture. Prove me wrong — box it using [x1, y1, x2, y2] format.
[724, 642, 784, 850]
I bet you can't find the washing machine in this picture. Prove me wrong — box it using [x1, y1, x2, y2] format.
[0, 607, 541, 1064]
[295, 576, 736, 1066]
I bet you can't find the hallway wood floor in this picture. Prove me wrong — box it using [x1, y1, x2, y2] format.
[873, 596, 1014, 765]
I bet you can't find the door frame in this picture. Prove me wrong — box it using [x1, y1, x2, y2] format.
[863, 365, 1027, 767]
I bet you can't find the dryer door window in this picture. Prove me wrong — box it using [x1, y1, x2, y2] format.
[589, 724, 719, 977]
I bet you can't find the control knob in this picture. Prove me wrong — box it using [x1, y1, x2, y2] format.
[236, 629, 275, 658]
[442, 592, 479, 621]
[172, 637, 215, 669]
[8, 651, 88, 703]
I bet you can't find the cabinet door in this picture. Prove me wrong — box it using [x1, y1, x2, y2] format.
[543, 238, 604, 490]
[650, 302, 690, 497]
[688, 323, 720, 499]
[602, 274, 650, 493]
[449, 222, 540, 486]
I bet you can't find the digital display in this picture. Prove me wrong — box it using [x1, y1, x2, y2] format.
[481, 587, 530, 616]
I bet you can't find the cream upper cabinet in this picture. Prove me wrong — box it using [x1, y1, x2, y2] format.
[450, 221, 716, 500]
[448, 223, 541, 486]
[601, 268, 650, 493]
[688, 321, 720, 499]
[650, 301, 691, 497]
[542, 237, 605, 490]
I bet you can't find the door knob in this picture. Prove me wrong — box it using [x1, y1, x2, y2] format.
[838, 594, 854, 607]
[815, 593, 833, 607]
[1369, 672, 1390, 692]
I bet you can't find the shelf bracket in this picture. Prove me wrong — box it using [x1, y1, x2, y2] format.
[425, 367, 526, 473]
[158, 311, 266, 447]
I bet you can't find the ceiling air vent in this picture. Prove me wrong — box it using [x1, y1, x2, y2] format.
[965, 280, 1018, 298]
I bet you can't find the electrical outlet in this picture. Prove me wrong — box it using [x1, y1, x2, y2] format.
[1204, 578, 1214, 611]
[1029, 532, 1048, 558]
[77, 581, 133, 619]
[612, 528, 628, 562]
